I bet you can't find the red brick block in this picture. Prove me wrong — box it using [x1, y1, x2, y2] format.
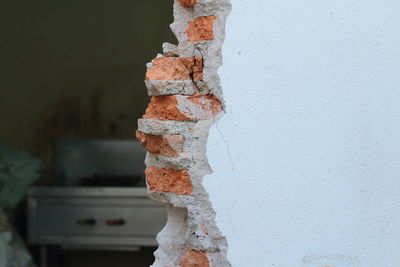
[145, 166, 193, 195]
[179, 0, 198, 7]
[145, 57, 203, 81]
[143, 94, 222, 121]
[186, 16, 217, 42]
[180, 249, 210, 267]
[136, 131, 184, 157]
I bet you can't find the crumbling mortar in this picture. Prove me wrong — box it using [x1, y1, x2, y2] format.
[137, 0, 231, 266]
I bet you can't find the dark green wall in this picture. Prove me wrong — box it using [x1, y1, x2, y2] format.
[0, 0, 175, 174]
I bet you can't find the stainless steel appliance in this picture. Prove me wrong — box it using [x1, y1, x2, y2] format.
[27, 140, 166, 267]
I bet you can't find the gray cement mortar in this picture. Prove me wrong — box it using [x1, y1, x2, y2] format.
[140, 1, 232, 266]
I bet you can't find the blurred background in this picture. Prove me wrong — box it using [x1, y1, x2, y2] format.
[0, 0, 175, 266]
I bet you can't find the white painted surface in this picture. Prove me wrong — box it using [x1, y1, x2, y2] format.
[204, 0, 400, 266]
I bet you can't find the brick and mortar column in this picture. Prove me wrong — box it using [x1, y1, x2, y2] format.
[137, 0, 231, 266]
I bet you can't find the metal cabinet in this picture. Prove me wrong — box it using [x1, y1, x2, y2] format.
[28, 187, 166, 266]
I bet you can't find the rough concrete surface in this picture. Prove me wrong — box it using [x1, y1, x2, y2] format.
[137, 0, 232, 266]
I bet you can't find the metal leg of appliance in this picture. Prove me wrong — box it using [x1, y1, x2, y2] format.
[40, 246, 47, 267]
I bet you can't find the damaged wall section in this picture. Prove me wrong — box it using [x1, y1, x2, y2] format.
[137, 0, 231, 266]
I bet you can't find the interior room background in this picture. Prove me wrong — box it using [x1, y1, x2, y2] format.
[0, 0, 175, 266]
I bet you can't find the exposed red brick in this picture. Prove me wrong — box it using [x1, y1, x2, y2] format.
[187, 94, 222, 116]
[145, 166, 192, 195]
[143, 95, 187, 121]
[179, 0, 198, 7]
[136, 131, 184, 157]
[145, 57, 203, 81]
[185, 16, 217, 42]
[142, 94, 222, 121]
[180, 249, 210, 267]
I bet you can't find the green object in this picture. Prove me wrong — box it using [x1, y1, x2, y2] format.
[0, 142, 42, 210]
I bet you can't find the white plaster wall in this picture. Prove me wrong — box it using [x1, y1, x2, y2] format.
[204, 0, 400, 266]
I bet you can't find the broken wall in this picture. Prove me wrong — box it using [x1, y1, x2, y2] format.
[205, 0, 400, 266]
[138, 0, 232, 266]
